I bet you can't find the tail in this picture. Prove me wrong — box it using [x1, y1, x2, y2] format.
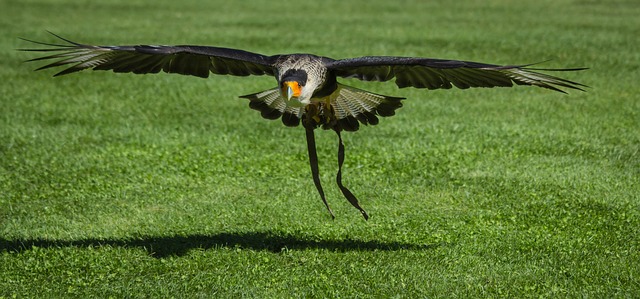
[240, 83, 404, 131]
[239, 88, 305, 127]
[329, 84, 404, 131]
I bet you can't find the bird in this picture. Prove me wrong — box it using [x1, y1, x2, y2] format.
[20, 32, 587, 220]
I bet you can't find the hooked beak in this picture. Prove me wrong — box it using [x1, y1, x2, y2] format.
[287, 85, 294, 100]
[283, 81, 302, 101]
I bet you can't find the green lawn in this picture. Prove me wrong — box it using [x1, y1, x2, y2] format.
[1, 0, 639, 297]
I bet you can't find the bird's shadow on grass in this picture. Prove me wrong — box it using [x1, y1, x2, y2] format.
[0, 231, 440, 258]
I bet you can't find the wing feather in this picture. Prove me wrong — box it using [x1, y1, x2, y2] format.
[20, 32, 277, 78]
[327, 56, 587, 93]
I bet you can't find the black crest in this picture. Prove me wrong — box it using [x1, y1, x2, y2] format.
[280, 69, 308, 86]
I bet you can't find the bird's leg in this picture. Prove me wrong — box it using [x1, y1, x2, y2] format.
[304, 126, 335, 219]
[334, 129, 369, 220]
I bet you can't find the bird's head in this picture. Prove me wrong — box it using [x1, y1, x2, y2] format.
[279, 69, 308, 107]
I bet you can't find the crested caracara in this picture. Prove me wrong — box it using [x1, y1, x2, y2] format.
[21, 32, 587, 220]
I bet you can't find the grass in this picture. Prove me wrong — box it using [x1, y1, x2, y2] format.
[1, 0, 639, 297]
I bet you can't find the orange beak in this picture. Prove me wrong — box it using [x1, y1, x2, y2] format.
[283, 81, 302, 100]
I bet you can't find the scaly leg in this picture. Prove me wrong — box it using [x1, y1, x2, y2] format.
[305, 127, 335, 219]
[335, 129, 369, 220]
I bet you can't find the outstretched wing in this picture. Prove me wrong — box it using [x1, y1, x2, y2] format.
[20, 32, 277, 78]
[327, 56, 587, 93]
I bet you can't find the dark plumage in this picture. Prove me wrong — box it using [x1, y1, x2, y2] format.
[20, 32, 587, 220]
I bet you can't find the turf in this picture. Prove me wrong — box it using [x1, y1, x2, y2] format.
[1, 0, 639, 297]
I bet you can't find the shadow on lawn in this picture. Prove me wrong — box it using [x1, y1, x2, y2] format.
[0, 231, 438, 258]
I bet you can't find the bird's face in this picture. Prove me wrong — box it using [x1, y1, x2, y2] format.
[281, 80, 306, 107]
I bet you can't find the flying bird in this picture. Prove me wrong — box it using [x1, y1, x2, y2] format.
[20, 32, 587, 220]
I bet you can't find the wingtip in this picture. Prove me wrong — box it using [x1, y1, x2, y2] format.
[17, 31, 78, 50]
[45, 30, 79, 45]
